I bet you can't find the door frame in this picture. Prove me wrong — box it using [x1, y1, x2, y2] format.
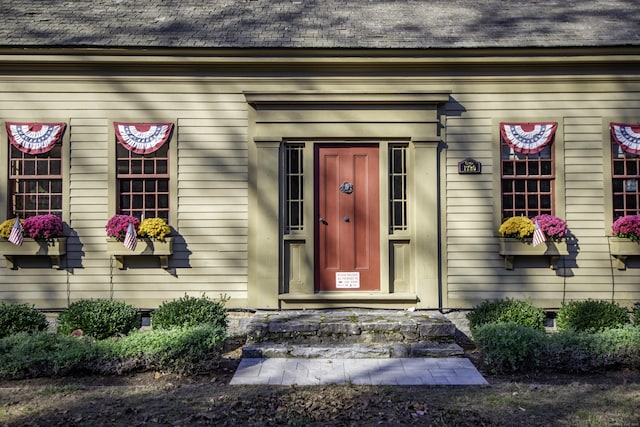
[245, 90, 450, 309]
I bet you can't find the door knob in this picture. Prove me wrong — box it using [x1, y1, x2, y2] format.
[344, 216, 350, 222]
[319, 216, 328, 225]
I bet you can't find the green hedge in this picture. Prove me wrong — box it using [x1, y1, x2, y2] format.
[0, 302, 48, 338]
[0, 325, 226, 379]
[57, 299, 140, 340]
[473, 322, 640, 374]
[466, 298, 545, 332]
[152, 294, 228, 330]
[556, 300, 630, 332]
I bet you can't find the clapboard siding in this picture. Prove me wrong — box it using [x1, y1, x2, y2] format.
[444, 84, 640, 309]
[1, 65, 639, 311]
[0, 79, 251, 308]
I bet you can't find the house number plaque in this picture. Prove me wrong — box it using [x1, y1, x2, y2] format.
[458, 158, 482, 174]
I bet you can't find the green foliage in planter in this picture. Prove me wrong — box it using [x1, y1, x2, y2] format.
[151, 293, 228, 330]
[473, 322, 547, 374]
[467, 298, 545, 332]
[633, 302, 640, 326]
[57, 299, 140, 340]
[0, 302, 48, 338]
[556, 299, 630, 332]
[0, 331, 98, 379]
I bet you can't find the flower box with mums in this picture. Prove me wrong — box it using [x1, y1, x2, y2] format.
[105, 215, 173, 269]
[498, 215, 569, 270]
[610, 215, 640, 269]
[0, 215, 66, 269]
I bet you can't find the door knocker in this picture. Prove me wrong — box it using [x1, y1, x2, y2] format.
[339, 181, 354, 194]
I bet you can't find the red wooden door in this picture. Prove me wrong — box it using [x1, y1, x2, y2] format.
[315, 145, 380, 291]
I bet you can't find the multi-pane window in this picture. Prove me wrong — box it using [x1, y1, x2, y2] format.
[9, 144, 63, 218]
[611, 123, 640, 219]
[500, 123, 556, 219]
[389, 144, 408, 232]
[116, 142, 169, 221]
[284, 143, 304, 233]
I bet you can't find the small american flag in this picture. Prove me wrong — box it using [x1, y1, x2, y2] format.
[532, 220, 546, 247]
[123, 222, 137, 251]
[8, 217, 23, 246]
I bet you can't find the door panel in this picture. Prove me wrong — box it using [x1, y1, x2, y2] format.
[316, 145, 380, 291]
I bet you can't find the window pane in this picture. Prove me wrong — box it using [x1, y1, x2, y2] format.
[157, 160, 168, 174]
[389, 144, 408, 232]
[145, 194, 155, 209]
[158, 194, 169, 208]
[145, 180, 156, 192]
[23, 160, 35, 175]
[158, 180, 169, 192]
[132, 181, 143, 192]
[131, 160, 142, 174]
[132, 196, 143, 209]
[144, 160, 155, 174]
[118, 160, 129, 174]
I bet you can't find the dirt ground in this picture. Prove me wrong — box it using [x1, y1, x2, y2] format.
[1, 341, 640, 426]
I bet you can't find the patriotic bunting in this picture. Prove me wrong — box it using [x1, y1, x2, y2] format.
[610, 122, 640, 155]
[500, 122, 557, 154]
[6, 122, 66, 155]
[114, 122, 173, 155]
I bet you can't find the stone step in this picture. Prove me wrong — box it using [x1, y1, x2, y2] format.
[242, 342, 465, 359]
[245, 309, 457, 345]
[240, 309, 467, 359]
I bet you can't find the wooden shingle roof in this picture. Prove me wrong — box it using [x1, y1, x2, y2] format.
[0, 0, 639, 49]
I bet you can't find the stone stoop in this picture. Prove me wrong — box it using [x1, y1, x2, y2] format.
[241, 309, 465, 359]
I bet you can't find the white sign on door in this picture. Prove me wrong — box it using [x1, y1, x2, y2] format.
[336, 272, 360, 289]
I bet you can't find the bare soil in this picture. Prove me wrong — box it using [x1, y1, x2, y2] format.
[1, 340, 639, 426]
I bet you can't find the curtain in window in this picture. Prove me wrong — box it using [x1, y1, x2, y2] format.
[611, 122, 640, 155]
[6, 122, 66, 154]
[114, 122, 173, 154]
[500, 122, 557, 154]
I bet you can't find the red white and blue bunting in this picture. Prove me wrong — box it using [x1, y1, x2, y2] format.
[611, 122, 640, 155]
[6, 122, 66, 154]
[500, 122, 557, 154]
[114, 122, 173, 155]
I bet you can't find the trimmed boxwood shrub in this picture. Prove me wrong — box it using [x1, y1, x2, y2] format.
[467, 298, 545, 332]
[0, 302, 48, 338]
[151, 294, 228, 330]
[57, 299, 140, 340]
[473, 322, 547, 374]
[556, 299, 630, 332]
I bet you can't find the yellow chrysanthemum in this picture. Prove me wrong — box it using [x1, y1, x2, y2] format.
[0, 218, 22, 239]
[138, 218, 171, 241]
[498, 216, 535, 240]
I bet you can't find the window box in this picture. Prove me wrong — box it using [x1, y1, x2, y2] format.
[609, 237, 640, 270]
[0, 237, 66, 269]
[498, 237, 568, 270]
[106, 237, 173, 269]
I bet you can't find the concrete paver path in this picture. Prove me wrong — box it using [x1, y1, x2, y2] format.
[231, 357, 487, 386]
